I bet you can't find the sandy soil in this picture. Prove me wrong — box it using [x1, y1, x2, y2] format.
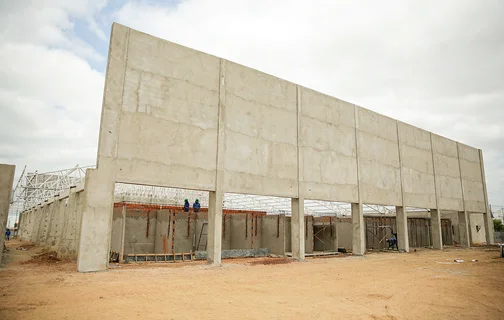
[0, 240, 503, 320]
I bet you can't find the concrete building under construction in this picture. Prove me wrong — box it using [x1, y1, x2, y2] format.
[3, 23, 496, 271]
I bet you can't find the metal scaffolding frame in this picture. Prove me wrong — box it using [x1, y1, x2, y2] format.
[13, 164, 485, 219]
[10, 165, 94, 212]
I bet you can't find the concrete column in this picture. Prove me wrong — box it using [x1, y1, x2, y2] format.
[483, 211, 494, 245]
[396, 206, 409, 252]
[430, 209, 443, 249]
[207, 190, 223, 265]
[120, 205, 126, 261]
[479, 149, 495, 245]
[458, 211, 471, 248]
[352, 203, 365, 255]
[0, 164, 15, 265]
[291, 197, 305, 260]
[333, 218, 339, 252]
[77, 168, 115, 272]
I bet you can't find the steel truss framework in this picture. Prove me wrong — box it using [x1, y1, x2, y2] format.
[115, 183, 420, 217]
[11, 165, 501, 219]
[11, 165, 94, 213]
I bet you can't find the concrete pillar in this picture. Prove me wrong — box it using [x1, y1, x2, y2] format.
[430, 209, 443, 249]
[483, 211, 494, 245]
[77, 168, 115, 272]
[291, 197, 305, 260]
[333, 218, 339, 252]
[207, 190, 223, 265]
[0, 164, 15, 265]
[396, 206, 409, 252]
[352, 203, 365, 255]
[120, 205, 126, 261]
[479, 150, 495, 245]
[458, 211, 471, 248]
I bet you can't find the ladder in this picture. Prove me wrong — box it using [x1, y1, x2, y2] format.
[196, 223, 208, 251]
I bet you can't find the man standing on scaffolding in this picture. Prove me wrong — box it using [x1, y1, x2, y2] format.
[183, 199, 190, 212]
[193, 199, 201, 213]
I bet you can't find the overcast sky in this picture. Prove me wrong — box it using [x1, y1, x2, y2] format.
[1, 0, 503, 217]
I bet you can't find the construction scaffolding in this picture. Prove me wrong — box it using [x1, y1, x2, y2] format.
[8, 165, 94, 228]
[14, 164, 501, 224]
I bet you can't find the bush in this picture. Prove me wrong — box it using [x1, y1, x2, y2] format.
[494, 219, 504, 232]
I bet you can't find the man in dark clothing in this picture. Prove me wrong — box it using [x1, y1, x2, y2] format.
[183, 199, 190, 212]
[193, 199, 201, 213]
[387, 232, 398, 250]
[5, 228, 11, 241]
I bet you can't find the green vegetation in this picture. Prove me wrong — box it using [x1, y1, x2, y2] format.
[494, 219, 504, 232]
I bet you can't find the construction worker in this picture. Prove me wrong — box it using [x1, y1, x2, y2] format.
[386, 232, 398, 250]
[193, 199, 201, 213]
[183, 199, 190, 212]
[5, 228, 11, 241]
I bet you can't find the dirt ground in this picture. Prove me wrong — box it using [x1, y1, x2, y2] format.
[0, 240, 503, 320]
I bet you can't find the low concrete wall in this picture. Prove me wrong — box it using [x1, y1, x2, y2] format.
[195, 248, 271, 260]
[18, 185, 86, 260]
[336, 218, 353, 250]
[261, 215, 286, 255]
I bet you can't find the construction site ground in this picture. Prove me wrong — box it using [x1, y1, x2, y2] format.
[1, 240, 503, 320]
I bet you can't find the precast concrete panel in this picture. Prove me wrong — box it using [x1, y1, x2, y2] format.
[299, 88, 358, 203]
[357, 108, 402, 206]
[222, 61, 298, 198]
[114, 29, 220, 191]
[458, 143, 485, 212]
[431, 134, 463, 211]
[397, 122, 436, 208]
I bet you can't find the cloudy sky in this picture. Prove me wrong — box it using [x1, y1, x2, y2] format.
[1, 0, 503, 215]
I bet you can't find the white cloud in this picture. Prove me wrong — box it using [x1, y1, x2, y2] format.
[0, 1, 106, 182]
[0, 0, 503, 222]
[115, 0, 504, 205]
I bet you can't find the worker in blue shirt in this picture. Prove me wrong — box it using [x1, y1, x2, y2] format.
[193, 199, 201, 213]
[5, 228, 11, 241]
[183, 199, 190, 212]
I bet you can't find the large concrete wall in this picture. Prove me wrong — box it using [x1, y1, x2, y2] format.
[0, 164, 15, 265]
[93, 23, 491, 208]
[76, 23, 492, 271]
